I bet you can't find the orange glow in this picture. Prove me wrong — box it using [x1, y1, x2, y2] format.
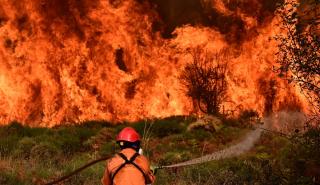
[0, 0, 311, 126]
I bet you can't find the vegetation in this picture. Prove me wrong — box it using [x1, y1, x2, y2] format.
[276, 0, 320, 113]
[0, 116, 319, 185]
[180, 48, 229, 115]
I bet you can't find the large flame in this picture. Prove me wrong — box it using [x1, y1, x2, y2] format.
[0, 0, 310, 126]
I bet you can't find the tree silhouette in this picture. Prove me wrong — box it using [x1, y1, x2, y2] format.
[275, 0, 320, 113]
[180, 48, 228, 115]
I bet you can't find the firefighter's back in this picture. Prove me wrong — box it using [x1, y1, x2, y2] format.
[108, 148, 151, 185]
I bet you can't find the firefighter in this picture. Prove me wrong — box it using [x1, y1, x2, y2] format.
[101, 127, 156, 185]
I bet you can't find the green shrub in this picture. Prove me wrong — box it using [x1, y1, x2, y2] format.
[56, 135, 81, 155]
[152, 117, 186, 137]
[0, 135, 20, 156]
[58, 154, 105, 185]
[161, 151, 191, 165]
[0, 172, 26, 185]
[79, 120, 112, 129]
[53, 127, 95, 155]
[13, 137, 37, 158]
[99, 141, 116, 156]
[5, 121, 25, 136]
[30, 142, 61, 161]
[74, 127, 98, 142]
[184, 129, 212, 141]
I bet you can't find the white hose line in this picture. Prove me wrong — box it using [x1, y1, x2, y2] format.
[162, 127, 263, 168]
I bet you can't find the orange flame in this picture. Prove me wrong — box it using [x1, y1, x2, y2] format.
[0, 0, 310, 126]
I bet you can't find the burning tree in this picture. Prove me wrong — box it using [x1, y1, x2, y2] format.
[276, 0, 320, 113]
[180, 48, 228, 115]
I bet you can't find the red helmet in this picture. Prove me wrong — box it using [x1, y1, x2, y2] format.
[116, 127, 140, 142]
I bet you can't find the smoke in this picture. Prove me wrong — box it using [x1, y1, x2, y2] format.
[147, 0, 283, 42]
[164, 127, 263, 168]
[164, 111, 306, 168]
[263, 111, 307, 133]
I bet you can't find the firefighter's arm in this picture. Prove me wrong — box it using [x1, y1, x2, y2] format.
[145, 163, 156, 184]
[139, 155, 156, 184]
[101, 162, 111, 185]
[146, 170, 156, 184]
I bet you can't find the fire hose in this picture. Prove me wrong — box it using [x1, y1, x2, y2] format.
[44, 126, 286, 185]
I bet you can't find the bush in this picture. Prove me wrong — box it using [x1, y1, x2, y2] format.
[99, 141, 116, 157]
[160, 151, 192, 165]
[0, 135, 20, 156]
[279, 126, 320, 184]
[56, 135, 81, 155]
[151, 117, 186, 137]
[13, 137, 37, 158]
[5, 122, 25, 136]
[54, 127, 97, 155]
[0, 172, 25, 185]
[222, 117, 241, 127]
[30, 142, 61, 161]
[78, 120, 112, 129]
[60, 154, 105, 185]
[184, 129, 212, 141]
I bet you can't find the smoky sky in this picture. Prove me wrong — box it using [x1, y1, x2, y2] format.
[147, 0, 283, 42]
[0, 0, 283, 43]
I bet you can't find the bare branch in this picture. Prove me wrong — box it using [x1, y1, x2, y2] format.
[180, 48, 228, 115]
[275, 0, 320, 114]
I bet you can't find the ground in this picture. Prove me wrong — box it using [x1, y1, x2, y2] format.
[0, 116, 319, 185]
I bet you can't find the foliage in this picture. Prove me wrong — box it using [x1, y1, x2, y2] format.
[180, 48, 228, 115]
[0, 171, 25, 185]
[0, 135, 20, 156]
[99, 141, 117, 157]
[30, 142, 61, 161]
[0, 119, 319, 184]
[187, 115, 223, 132]
[279, 125, 320, 184]
[275, 0, 320, 112]
[151, 117, 186, 137]
[13, 137, 37, 158]
[132, 116, 190, 138]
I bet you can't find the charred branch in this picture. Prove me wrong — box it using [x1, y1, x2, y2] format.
[275, 0, 320, 113]
[180, 48, 228, 115]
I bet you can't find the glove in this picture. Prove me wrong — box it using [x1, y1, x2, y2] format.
[150, 165, 158, 175]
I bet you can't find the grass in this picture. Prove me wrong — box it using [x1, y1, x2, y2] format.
[0, 116, 319, 185]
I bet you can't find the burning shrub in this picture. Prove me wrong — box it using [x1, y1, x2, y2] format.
[180, 48, 228, 115]
[276, 0, 320, 113]
[239, 109, 261, 126]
